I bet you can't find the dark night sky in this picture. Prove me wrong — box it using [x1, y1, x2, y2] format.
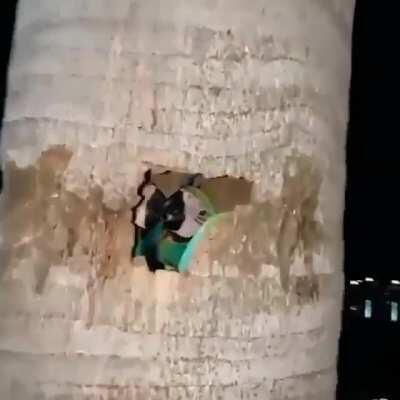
[0, 2, 17, 131]
[345, 0, 399, 281]
[0, 1, 398, 280]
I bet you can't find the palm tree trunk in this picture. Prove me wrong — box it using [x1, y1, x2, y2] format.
[0, 1, 355, 399]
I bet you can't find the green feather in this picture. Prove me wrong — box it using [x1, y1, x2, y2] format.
[178, 213, 229, 273]
[134, 222, 165, 257]
[158, 237, 187, 268]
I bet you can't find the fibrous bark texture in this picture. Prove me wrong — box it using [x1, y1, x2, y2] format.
[0, 0, 354, 399]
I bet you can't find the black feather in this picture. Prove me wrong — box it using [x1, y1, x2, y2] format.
[162, 190, 185, 231]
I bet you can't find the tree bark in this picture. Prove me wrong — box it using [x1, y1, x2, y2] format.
[0, 0, 355, 399]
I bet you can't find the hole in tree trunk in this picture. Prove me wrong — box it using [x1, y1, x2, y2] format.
[131, 169, 253, 273]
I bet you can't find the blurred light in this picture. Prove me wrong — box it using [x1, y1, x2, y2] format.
[350, 306, 358, 311]
[391, 279, 400, 285]
[365, 277, 374, 282]
[391, 302, 398, 322]
[364, 299, 372, 318]
[350, 280, 360, 285]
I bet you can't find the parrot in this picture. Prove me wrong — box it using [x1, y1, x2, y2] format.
[132, 172, 215, 272]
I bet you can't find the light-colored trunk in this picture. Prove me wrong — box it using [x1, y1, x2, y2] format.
[0, 1, 354, 399]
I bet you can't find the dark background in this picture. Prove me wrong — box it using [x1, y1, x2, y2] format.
[0, 1, 398, 399]
[338, 1, 399, 399]
[345, 1, 399, 282]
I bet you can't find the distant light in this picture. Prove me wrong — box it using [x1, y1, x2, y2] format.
[350, 306, 358, 311]
[350, 280, 360, 285]
[364, 299, 372, 319]
[391, 302, 398, 322]
[391, 280, 400, 285]
[365, 277, 374, 282]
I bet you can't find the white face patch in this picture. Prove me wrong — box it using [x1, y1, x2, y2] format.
[183, 191, 202, 216]
[142, 184, 157, 198]
[174, 190, 208, 238]
[134, 184, 157, 228]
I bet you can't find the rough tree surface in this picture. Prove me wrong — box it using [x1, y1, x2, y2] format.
[0, 0, 355, 399]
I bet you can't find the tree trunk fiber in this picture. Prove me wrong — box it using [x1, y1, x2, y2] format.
[0, 1, 355, 399]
